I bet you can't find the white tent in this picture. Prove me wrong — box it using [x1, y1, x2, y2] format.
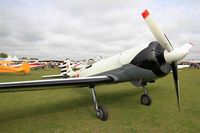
[5, 55, 13, 61]
[5, 55, 20, 61]
[13, 55, 20, 61]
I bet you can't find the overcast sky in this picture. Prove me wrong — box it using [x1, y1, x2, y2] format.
[0, 0, 199, 60]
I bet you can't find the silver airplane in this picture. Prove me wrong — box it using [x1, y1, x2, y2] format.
[0, 9, 193, 121]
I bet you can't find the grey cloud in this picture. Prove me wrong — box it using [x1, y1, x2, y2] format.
[0, 0, 199, 60]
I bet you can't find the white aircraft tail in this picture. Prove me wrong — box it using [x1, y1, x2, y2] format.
[42, 59, 74, 79]
[60, 59, 74, 76]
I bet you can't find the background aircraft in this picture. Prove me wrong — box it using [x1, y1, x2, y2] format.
[42, 58, 97, 79]
[0, 10, 193, 121]
[29, 61, 45, 70]
[0, 60, 13, 66]
[0, 63, 30, 75]
[178, 64, 190, 69]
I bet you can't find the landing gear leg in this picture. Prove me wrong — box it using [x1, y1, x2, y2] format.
[141, 86, 152, 105]
[90, 84, 108, 121]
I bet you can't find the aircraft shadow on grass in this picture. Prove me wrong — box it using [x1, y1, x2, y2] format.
[0, 87, 151, 122]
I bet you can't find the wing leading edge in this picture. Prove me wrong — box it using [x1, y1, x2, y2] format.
[0, 76, 114, 93]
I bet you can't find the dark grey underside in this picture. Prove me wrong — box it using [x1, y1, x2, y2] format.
[96, 63, 159, 83]
[0, 64, 168, 93]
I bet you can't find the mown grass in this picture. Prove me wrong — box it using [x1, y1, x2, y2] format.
[0, 68, 200, 133]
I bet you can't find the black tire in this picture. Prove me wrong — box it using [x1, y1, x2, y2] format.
[141, 94, 152, 105]
[96, 105, 108, 121]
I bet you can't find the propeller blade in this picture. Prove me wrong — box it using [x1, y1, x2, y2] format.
[171, 61, 181, 111]
[142, 9, 173, 52]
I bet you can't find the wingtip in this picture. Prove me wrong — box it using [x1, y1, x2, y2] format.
[142, 9, 150, 19]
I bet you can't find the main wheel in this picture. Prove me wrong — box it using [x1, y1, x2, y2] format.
[141, 94, 152, 105]
[96, 105, 108, 121]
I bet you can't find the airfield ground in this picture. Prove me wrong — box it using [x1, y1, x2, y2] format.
[0, 68, 199, 133]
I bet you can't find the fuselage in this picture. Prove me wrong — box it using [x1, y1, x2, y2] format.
[78, 41, 171, 84]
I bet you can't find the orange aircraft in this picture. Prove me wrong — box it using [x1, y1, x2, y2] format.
[0, 63, 30, 74]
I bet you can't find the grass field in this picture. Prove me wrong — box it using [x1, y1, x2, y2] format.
[0, 68, 200, 133]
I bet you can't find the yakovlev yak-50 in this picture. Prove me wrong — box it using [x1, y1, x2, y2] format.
[0, 10, 193, 121]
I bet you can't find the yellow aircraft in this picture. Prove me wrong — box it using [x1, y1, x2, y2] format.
[0, 60, 13, 65]
[0, 63, 30, 74]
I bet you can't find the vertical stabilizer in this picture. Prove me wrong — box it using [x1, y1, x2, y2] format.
[60, 59, 74, 76]
[19, 63, 30, 74]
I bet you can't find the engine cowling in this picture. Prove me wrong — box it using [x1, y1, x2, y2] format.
[131, 41, 171, 77]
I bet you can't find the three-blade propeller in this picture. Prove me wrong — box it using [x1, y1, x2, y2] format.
[142, 9, 193, 111]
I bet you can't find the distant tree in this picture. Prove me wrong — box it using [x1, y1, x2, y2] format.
[30, 57, 38, 60]
[21, 57, 28, 60]
[0, 53, 8, 58]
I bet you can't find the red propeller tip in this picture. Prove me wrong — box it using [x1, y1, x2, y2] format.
[142, 9, 150, 19]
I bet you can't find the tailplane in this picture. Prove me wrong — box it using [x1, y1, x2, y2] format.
[18, 63, 30, 74]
